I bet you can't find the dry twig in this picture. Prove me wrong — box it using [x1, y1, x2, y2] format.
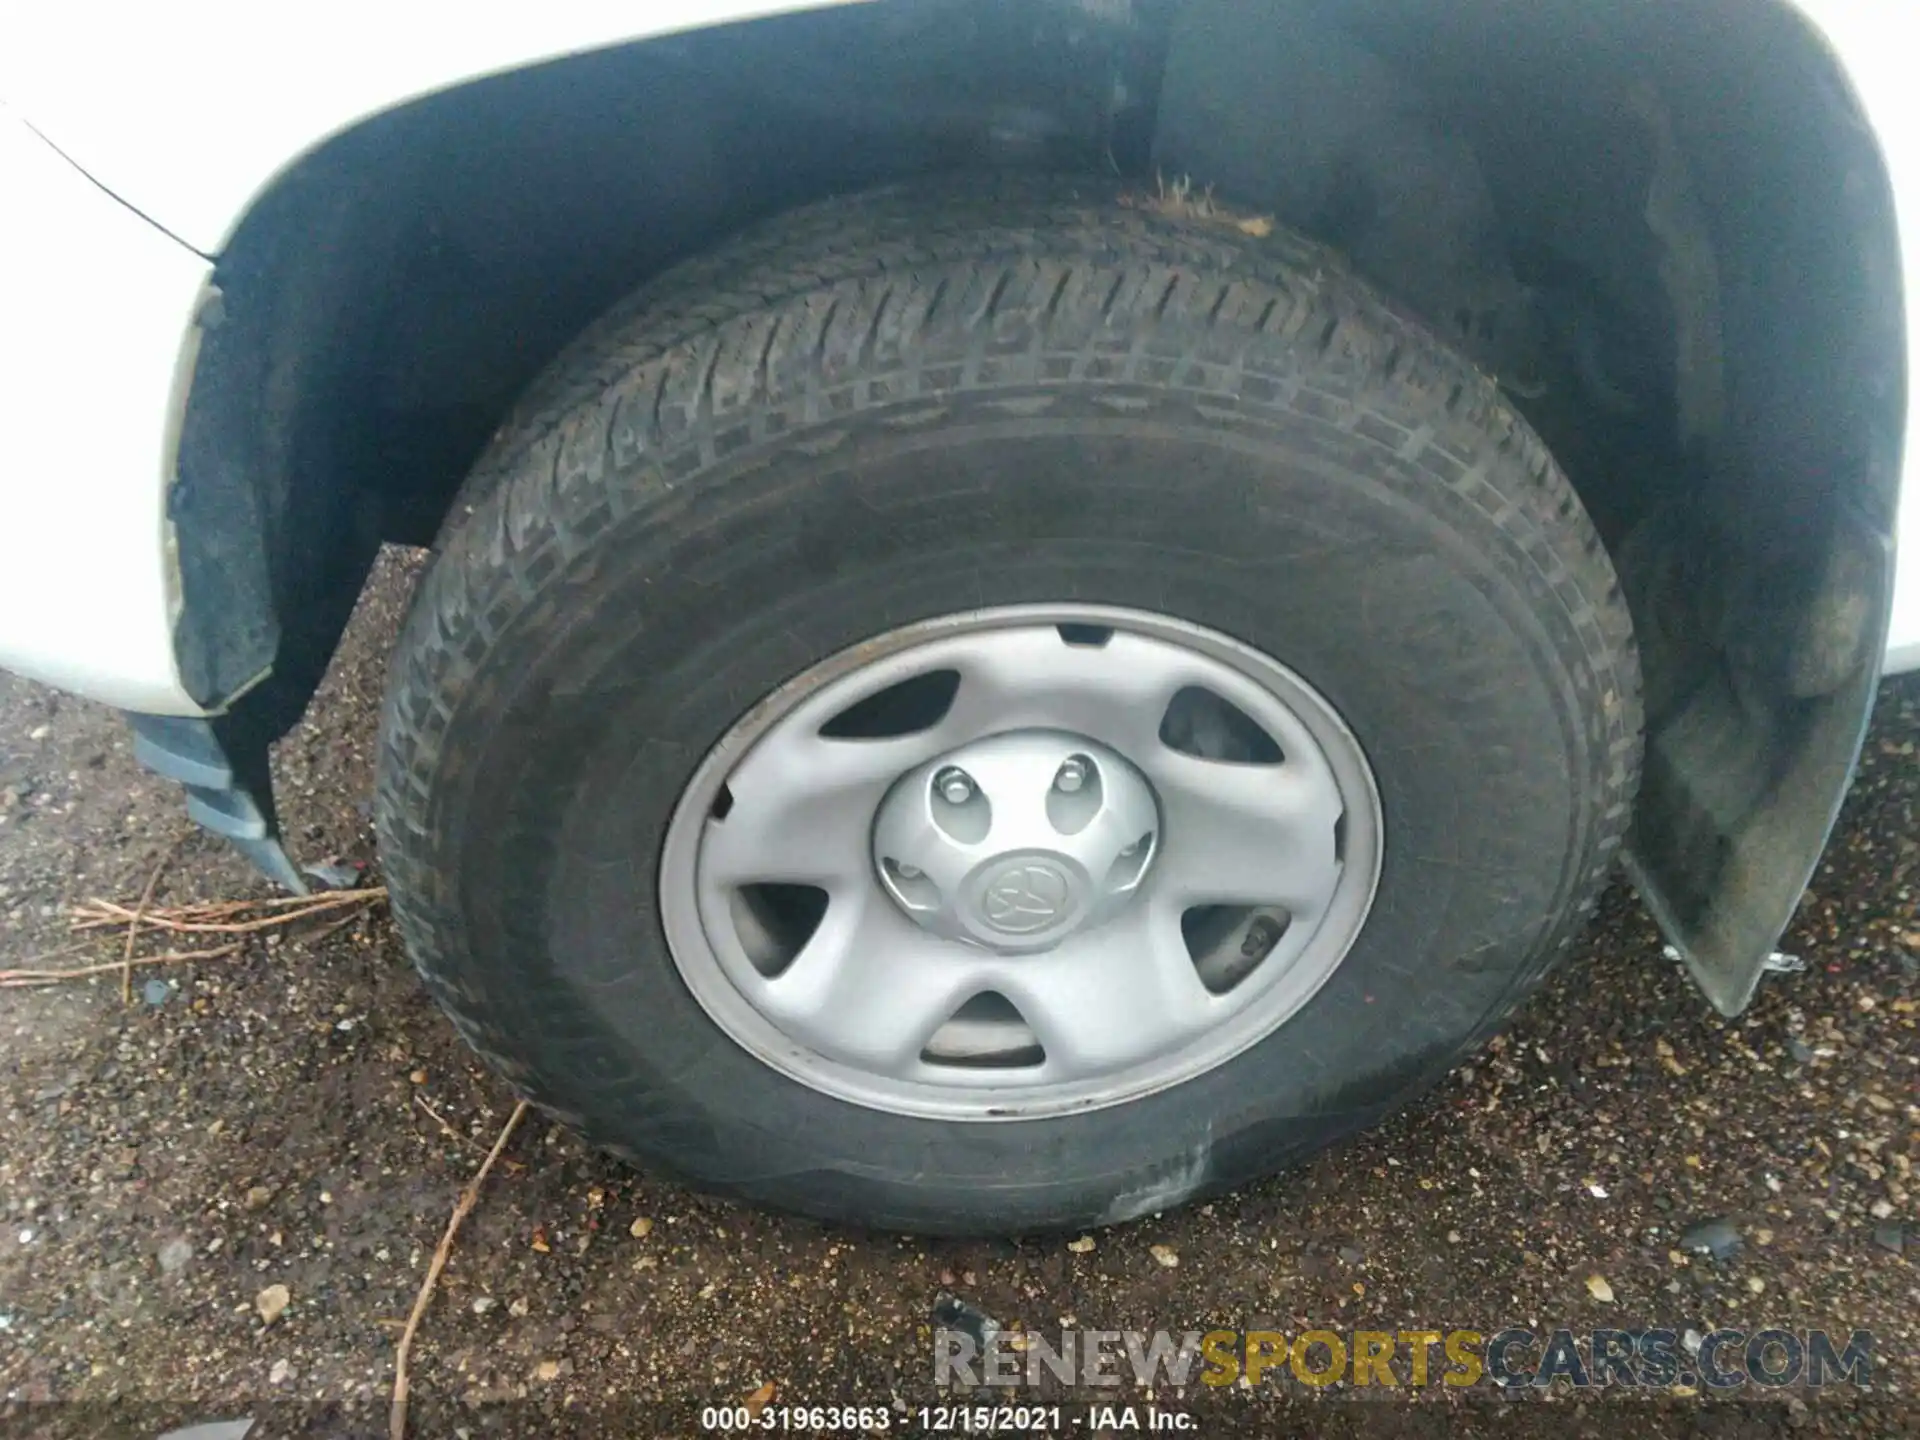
[1120, 171, 1275, 237]
[121, 835, 188, 1004]
[390, 1099, 529, 1440]
[0, 942, 91, 972]
[84, 891, 370, 920]
[0, 942, 245, 989]
[411, 1093, 484, 1156]
[73, 887, 386, 936]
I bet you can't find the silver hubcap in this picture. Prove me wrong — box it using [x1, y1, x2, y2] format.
[658, 605, 1382, 1121]
[873, 732, 1159, 953]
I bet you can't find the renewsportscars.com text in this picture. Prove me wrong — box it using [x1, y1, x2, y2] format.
[934, 1325, 1873, 1391]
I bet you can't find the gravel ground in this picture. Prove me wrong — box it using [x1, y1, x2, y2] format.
[0, 548, 1914, 1439]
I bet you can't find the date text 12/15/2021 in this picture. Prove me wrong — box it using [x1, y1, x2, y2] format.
[698, 1404, 1191, 1432]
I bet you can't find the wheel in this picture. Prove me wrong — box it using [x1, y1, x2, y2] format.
[376, 178, 1641, 1234]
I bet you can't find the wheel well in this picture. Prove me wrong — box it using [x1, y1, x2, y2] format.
[174, 0, 1902, 1008]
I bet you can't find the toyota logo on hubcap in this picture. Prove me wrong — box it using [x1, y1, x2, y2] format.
[978, 859, 1075, 934]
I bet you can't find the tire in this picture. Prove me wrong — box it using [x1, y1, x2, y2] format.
[376, 177, 1641, 1234]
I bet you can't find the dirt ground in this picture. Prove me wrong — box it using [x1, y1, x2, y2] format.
[0, 548, 1914, 1440]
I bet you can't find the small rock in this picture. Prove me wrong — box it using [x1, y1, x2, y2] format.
[1786, 1035, 1815, 1064]
[931, 1293, 1000, 1349]
[508, 1297, 530, 1318]
[27, 725, 49, 741]
[255, 1284, 290, 1325]
[472, 1296, 497, 1315]
[533, 1360, 561, 1383]
[268, 1359, 293, 1385]
[1869, 1199, 1894, 1220]
[1446, 1230, 1462, 1244]
[1679, 1217, 1743, 1261]
[628, 1217, 653, 1239]
[1747, 1277, 1766, 1294]
[1585, 1274, 1615, 1304]
[1149, 1244, 1180, 1268]
[1336, 1245, 1364, 1266]
[142, 979, 172, 1008]
[1067, 1235, 1095, 1253]
[743, 1380, 777, 1420]
[158, 1237, 194, 1274]
[1683, 1328, 1704, 1356]
[242, 1186, 273, 1212]
[1871, 1223, 1905, 1254]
